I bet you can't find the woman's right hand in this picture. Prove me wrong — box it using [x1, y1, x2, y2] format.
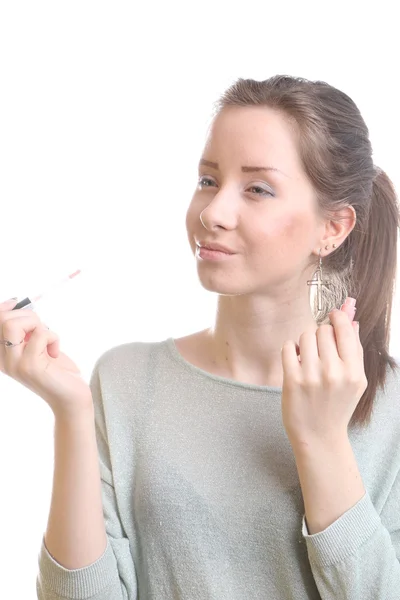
[0, 298, 94, 419]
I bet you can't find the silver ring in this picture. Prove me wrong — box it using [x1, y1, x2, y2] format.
[0, 338, 25, 348]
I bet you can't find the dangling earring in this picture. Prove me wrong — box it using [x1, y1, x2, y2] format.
[307, 245, 336, 311]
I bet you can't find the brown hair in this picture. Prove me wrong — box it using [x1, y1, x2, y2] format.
[216, 75, 400, 430]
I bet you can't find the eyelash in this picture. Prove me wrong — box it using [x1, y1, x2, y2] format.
[198, 176, 274, 198]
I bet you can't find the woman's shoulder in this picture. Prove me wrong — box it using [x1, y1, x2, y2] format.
[95, 338, 170, 370]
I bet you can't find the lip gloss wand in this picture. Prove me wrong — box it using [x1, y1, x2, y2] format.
[11, 269, 81, 311]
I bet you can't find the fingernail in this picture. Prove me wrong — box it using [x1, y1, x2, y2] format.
[344, 297, 357, 308]
[340, 304, 356, 312]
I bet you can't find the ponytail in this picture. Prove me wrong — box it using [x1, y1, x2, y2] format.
[349, 168, 400, 429]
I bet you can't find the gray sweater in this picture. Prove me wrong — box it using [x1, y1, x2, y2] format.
[36, 338, 400, 599]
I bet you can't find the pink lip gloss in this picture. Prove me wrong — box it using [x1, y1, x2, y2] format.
[11, 269, 81, 311]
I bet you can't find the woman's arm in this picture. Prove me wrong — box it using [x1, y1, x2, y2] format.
[44, 408, 107, 569]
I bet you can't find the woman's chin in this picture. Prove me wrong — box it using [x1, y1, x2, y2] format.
[196, 272, 246, 296]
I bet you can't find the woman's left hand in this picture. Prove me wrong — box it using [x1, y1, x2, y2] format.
[281, 300, 368, 450]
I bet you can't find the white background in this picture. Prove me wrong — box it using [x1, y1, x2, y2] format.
[0, 1, 399, 597]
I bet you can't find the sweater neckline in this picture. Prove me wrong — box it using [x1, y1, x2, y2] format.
[164, 337, 282, 394]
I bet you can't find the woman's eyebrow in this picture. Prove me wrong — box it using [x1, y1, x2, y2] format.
[199, 159, 289, 178]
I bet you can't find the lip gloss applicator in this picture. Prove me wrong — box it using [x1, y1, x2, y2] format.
[12, 269, 81, 311]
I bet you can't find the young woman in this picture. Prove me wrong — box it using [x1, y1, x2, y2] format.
[2, 75, 400, 599]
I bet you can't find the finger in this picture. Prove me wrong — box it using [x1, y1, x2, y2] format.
[1, 313, 41, 344]
[1, 308, 39, 321]
[23, 324, 60, 362]
[297, 331, 320, 375]
[46, 332, 60, 359]
[316, 323, 339, 364]
[24, 324, 60, 358]
[0, 298, 18, 310]
[352, 321, 363, 353]
[1, 314, 43, 369]
[340, 305, 356, 321]
[340, 299, 357, 323]
[281, 340, 302, 379]
[328, 309, 359, 363]
[47, 342, 60, 359]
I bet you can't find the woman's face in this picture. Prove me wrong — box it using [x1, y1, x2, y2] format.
[185, 105, 324, 297]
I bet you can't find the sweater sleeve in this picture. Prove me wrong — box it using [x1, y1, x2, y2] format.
[36, 356, 138, 600]
[301, 475, 400, 599]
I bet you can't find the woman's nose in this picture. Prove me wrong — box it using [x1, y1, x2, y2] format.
[199, 187, 239, 230]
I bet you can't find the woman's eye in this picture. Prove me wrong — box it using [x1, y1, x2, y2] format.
[248, 185, 274, 197]
[198, 176, 216, 188]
